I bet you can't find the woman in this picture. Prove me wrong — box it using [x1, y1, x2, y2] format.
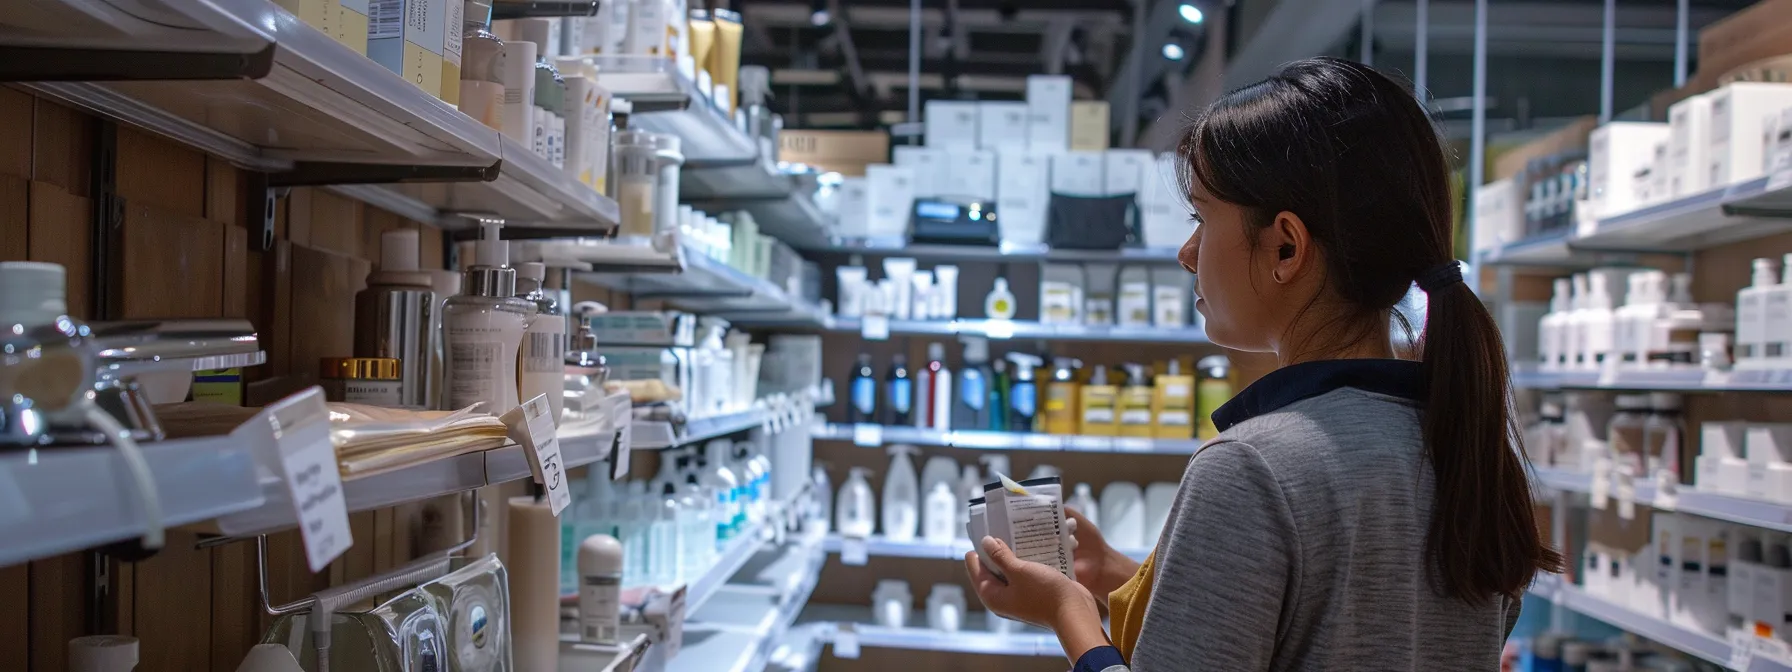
[964, 57, 1561, 670]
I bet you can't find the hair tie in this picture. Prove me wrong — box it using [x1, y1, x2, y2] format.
[1416, 261, 1463, 292]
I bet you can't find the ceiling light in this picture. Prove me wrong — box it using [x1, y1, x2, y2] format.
[1162, 42, 1186, 61]
[811, 0, 829, 25]
[1178, 4, 1204, 24]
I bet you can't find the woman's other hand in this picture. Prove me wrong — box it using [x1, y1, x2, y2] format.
[965, 536, 1099, 629]
[1066, 506, 1142, 600]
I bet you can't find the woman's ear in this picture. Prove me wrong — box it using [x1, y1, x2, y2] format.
[1266, 210, 1312, 284]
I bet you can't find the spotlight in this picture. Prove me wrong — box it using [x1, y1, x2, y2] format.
[1178, 3, 1204, 24]
[810, 0, 829, 25]
[1162, 42, 1186, 61]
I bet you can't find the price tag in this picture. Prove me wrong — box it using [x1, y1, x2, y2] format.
[834, 623, 860, 659]
[841, 536, 869, 566]
[982, 320, 1015, 340]
[1590, 458, 1611, 511]
[502, 394, 572, 516]
[1731, 631, 1758, 670]
[853, 423, 883, 447]
[861, 315, 890, 341]
[645, 586, 687, 660]
[607, 392, 634, 481]
[1770, 169, 1792, 193]
[266, 389, 352, 572]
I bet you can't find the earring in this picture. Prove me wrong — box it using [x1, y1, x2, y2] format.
[1272, 270, 1285, 283]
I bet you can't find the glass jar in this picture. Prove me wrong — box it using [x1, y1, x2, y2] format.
[614, 130, 662, 237]
[320, 357, 404, 407]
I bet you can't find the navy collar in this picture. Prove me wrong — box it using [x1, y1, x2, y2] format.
[1211, 358, 1424, 432]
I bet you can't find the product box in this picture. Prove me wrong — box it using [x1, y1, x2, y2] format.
[834, 177, 871, 239]
[1140, 152, 1190, 249]
[1026, 75, 1073, 152]
[1668, 95, 1713, 198]
[866, 164, 917, 240]
[337, 0, 369, 54]
[976, 476, 1074, 581]
[1747, 423, 1792, 502]
[1473, 178, 1522, 257]
[1708, 82, 1792, 188]
[944, 151, 998, 202]
[1103, 149, 1153, 197]
[438, 0, 461, 104]
[996, 151, 1052, 246]
[1587, 122, 1669, 220]
[1771, 107, 1792, 174]
[1151, 268, 1190, 327]
[779, 130, 890, 177]
[1070, 101, 1110, 152]
[1050, 152, 1105, 197]
[369, 0, 446, 97]
[589, 311, 695, 347]
[275, 0, 338, 37]
[628, 0, 671, 56]
[1697, 422, 1749, 496]
[924, 100, 980, 149]
[894, 146, 949, 199]
[978, 102, 1030, 151]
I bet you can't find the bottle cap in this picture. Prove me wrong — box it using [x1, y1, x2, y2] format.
[464, 219, 518, 298]
[0, 261, 66, 326]
[577, 534, 625, 575]
[69, 636, 139, 672]
[381, 229, 422, 271]
[928, 342, 945, 360]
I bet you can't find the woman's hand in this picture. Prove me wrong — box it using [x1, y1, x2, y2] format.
[965, 536, 1111, 663]
[1066, 506, 1143, 601]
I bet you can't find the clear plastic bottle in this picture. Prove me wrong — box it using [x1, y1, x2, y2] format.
[620, 481, 650, 588]
[459, 1, 506, 129]
[441, 220, 535, 412]
[679, 468, 713, 575]
[702, 440, 740, 541]
[654, 482, 685, 584]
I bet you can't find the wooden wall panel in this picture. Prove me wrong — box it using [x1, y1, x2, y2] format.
[132, 531, 213, 671]
[31, 99, 91, 196]
[120, 203, 224, 318]
[0, 87, 31, 180]
[28, 182, 92, 319]
[0, 175, 25, 262]
[28, 554, 87, 672]
[116, 128, 204, 219]
[0, 564, 26, 670]
[287, 243, 370, 386]
[304, 189, 364, 258]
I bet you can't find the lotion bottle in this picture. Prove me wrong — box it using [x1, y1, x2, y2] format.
[1118, 363, 1155, 438]
[576, 534, 624, 644]
[836, 467, 876, 538]
[1738, 258, 1777, 370]
[516, 262, 566, 423]
[1541, 278, 1570, 369]
[848, 352, 878, 423]
[954, 336, 994, 430]
[882, 444, 921, 542]
[926, 584, 967, 632]
[1099, 481, 1146, 550]
[886, 354, 913, 425]
[1044, 357, 1081, 435]
[1005, 353, 1041, 431]
[957, 464, 981, 540]
[441, 220, 534, 413]
[1068, 482, 1099, 526]
[1079, 364, 1119, 436]
[985, 277, 1017, 319]
[921, 480, 958, 544]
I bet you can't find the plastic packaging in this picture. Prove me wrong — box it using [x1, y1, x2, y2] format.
[836, 467, 876, 538]
[882, 445, 921, 542]
[1067, 482, 1099, 527]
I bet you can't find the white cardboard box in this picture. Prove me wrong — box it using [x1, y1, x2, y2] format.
[866, 164, 916, 239]
[1589, 122, 1670, 220]
[978, 102, 1030, 151]
[996, 152, 1052, 246]
[834, 177, 871, 239]
[894, 146, 949, 199]
[369, 0, 446, 97]
[1669, 94, 1713, 198]
[1140, 152, 1189, 248]
[944, 151, 998, 202]
[1708, 82, 1792, 188]
[1026, 75, 1073, 152]
[1050, 152, 1105, 197]
[1473, 178, 1522, 256]
[1103, 149, 1154, 197]
[925, 100, 980, 149]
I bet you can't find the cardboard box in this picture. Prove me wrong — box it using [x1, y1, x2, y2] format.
[369, 0, 446, 97]
[996, 152, 1051, 246]
[866, 164, 916, 239]
[275, 0, 337, 37]
[893, 146, 948, 198]
[924, 100, 980, 149]
[1103, 149, 1153, 197]
[437, 0, 461, 103]
[1140, 152, 1190, 249]
[1708, 82, 1792, 187]
[944, 151, 997, 202]
[834, 177, 871, 239]
[1668, 94, 1713, 198]
[978, 102, 1029, 151]
[1027, 75, 1073, 152]
[1587, 122, 1669, 219]
[337, 0, 369, 54]
[780, 130, 890, 177]
[1050, 152, 1105, 197]
[1473, 178, 1521, 256]
[1071, 101, 1110, 152]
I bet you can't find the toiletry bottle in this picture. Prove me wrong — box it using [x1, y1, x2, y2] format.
[1098, 481, 1147, 550]
[682, 466, 716, 568]
[934, 265, 960, 318]
[986, 277, 1018, 320]
[1068, 482, 1099, 526]
[1118, 364, 1155, 438]
[884, 258, 918, 321]
[1645, 392, 1685, 486]
[442, 220, 535, 413]
[576, 534, 624, 644]
[1738, 258, 1777, 370]
[836, 467, 876, 538]
[1044, 357, 1081, 435]
[1583, 272, 1618, 371]
[1540, 278, 1570, 369]
[886, 353, 913, 426]
[954, 337, 993, 431]
[917, 342, 952, 430]
[516, 262, 567, 423]
[1004, 353, 1041, 432]
[927, 584, 967, 633]
[957, 464, 981, 539]
[356, 229, 438, 409]
[848, 353, 878, 424]
[701, 441, 739, 542]
[1192, 356, 1231, 440]
[1769, 254, 1792, 368]
[872, 580, 913, 628]
[911, 270, 935, 321]
[1566, 273, 1589, 369]
[922, 480, 958, 544]
[989, 358, 1008, 431]
[459, 1, 506, 130]
[882, 444, 921, 542]
[1079, 365, 1119, 436]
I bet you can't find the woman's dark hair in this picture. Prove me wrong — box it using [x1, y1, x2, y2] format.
[1176, 57, 1562, 603]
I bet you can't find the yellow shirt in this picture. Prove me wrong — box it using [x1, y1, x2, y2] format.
[1106, 551, 1157, 662]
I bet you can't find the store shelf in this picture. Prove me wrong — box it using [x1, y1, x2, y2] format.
[685, 190, 834, 252]
[516, 238, 686, 274]
[812, 423, 1203, 454]
[682, 162, 796, 202]
[591, 56, 758, 169]
[821, 317, 1209, 344]
[673, 529, 829, 672]
[1512, 365, 1792, 393]
[1479, 232, 1607, 268]
[1528, 574, 1792, 671]
[819, 240, 1187, 264]
[560, 633, 654, 672]
[484, 392, 631, 485]
[28, 1, 501, 175]
[820, 534, 1151, 563]
[1531, 466, 1792, 533]
[335, 137, 621, 232]
[795, 605, 1059, 658]
[581, 242, 829, 321]
[0, 431, 264, 567]
[1573, 177, 1792, 253]
[686, 523, 775, 616]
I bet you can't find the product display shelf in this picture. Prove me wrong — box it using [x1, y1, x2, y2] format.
[820, 240, 1188, 264]
[812, 423, 1204, 455]
[820, 534, 1152, 564]
[684, 191, 835, 252]
[28, 0, 502, 176]
[518, 238, 686, 274]
[1528, 574, 1792, 671]
[632, 408, 767, 451]
[560, 632, 655, 672]
[680, 161, 797, 202]
[333, 136, 623, 233]
[590, 56, 759, 169]
[823, 317, 1210, 344]
[0, 432, 265, 567]
[1573, 176, 1792, 253]
[582, 241, 824, 318]
[794, 604, 1061, 658]
[1531, 466, 1792, 533]
[484, 391, 633, 484]
[670, 527, 829, 672]
[1511, 365, 1792, 393]
[1478, 231, 1608, 269]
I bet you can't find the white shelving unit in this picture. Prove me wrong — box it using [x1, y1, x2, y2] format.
[820, 240, 1188, 264]
[1482, 175, 1792, 269]
[672, 528, 829, 672]
[820, 534, 1151, 564]
[1532, 466, 1792, 533]
[812, 423, 1204, 454]
[1528, 575, 1792, 671]
[788, 605, 1061, 658]
[821, 317, 1209, 344]
[1512, 365, 1792, 393]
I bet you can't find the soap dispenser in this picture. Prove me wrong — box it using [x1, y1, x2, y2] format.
[882, 444, 921, 542]
[1738, 258, 1778, 370]
[836, 467, 876, 538]
[516, 261, 566, 423]
[442, 219, 535, 413]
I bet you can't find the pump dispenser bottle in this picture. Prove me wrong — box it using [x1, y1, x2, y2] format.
[836, 467, 876, 538]
[954, 337, 994, 430]
[882, 444, 921, 542]
[516, 262, 566, 422]
[1738, 258, 1778, 370]
[442, 220, 535, 413]
[1044, 357, 1080, 435]
[355, 229, 437, 409]
[1005, 353, 1042, 432]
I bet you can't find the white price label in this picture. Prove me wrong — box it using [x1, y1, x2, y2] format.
[1732, 631, 1759, 670]
[982, 320, 1015, 340]
[861, 315, 890, 341]
[842, 536, 869, 566]
[853, 423, 883, 447]
[834, 624, 860, 659]
[502, 394, 572, 516]
[267, 389, 352, 572]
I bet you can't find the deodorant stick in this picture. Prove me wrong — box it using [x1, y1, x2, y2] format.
[578, 533, 625, 644]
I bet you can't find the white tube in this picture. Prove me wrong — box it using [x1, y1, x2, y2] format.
[883, 258, 917, 320]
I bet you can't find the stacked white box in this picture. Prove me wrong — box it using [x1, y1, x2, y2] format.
[997, 152, 1052, 246]
[866, 164, 917, 239]
[978, 102, 1030, 151]
[1050, 152, 1105, 197]
[1026, 75, 1073, 152]
[1103, 149, 1154, 197]
[925, 100, 979, 148]
[894, 146, 949, 199]
[1473, 178, 1521, 257]
[834, 177, 871, 239]
[942, 151, 998, 202]
[1707, 82, 1792, 187]
[1588, 122, 1670, 220]
[1669, 96, 1714, 198]
[1140, 153, 1190, 248]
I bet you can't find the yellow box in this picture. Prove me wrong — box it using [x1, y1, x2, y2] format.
[275, 0, 337, 37]
[368, 0, 445, 96]
[337, 0, 369, 54]
[439, 0, 462, 104]
[1071, 101, 1111, 152]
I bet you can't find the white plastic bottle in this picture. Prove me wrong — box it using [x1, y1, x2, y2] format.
[619, 481, 650, 587]
[441, 220, 534, 413]
[836, 467, 877, 538]
[1738, 258, 1777, 370]
[702, 440, 740, 541]
[1582, 272, 1617, 372]
[515, 262, 567, 423]
[1768, 254, 1792, 368]
[927, 584, 967, 632]
[882, 445, 921, 542]
[1099, 481, 1146, 550]
[956, 464, 981, 540]
[653, 481, 685, 584]
[576, 534, 624, 644]
[1540, 278, 1570, 370]
[921, 480, 957, 544]
[1068, 482, 1099, 527]
[1565, 274, 1590, 370]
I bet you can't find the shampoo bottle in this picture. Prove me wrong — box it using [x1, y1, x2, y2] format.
[1151, 359, 1195, 439]
[1079, 365, 1119, 436]
[954, 336, 994, 430]
[918, 342, 952, 430]
[957, 464, 981, 540]
[882, 444, 921, 542]
[442, 220, 535, 413]
[355, 228, 438, 409]
[848, 353, 878, 423]
[836, 467, 877, 538]
[989, 358, 1009, 431]
[1099, 481, 1147, 550]
[516, 262, 567, 423]
[1118, 364, 1155, 438]
[886, 354, 914, 425]
[1068, 482, 1099, 526]
[927, 584, 967, 632]
[1005, 353, 1042, 431]
[922, 480, 958, 544]
[985, 277, 1017, 320]
[1738, 258, 1777, 370]
[1044, 357, 1081, 435]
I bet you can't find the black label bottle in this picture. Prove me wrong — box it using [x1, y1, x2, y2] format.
[887, 354, 913, 425]
[849, 353, 878, 423]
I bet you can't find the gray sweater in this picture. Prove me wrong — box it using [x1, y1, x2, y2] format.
[1122, 383, 1519, 671]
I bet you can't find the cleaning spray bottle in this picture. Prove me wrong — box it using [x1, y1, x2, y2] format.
[955, 336, 994, 430]
[1005, 353, 1042, 432]
[882, 444, 921, 541]
[1079, 365, 1118, 436]
[442, 219, 534, 413]
[836, 467, 877, 538]
[1118, 364, 1155, 438]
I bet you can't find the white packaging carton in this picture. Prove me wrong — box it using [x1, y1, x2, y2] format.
[894, 146, 949, 199]
[1050, 152, 1105, 197]
[835, 177, 871, 239]
[945, 151, 998, 202]
[1026, 75, 1073, 152]
[1748, 424, 1792, 503]
[1588, 122, 1670, 220]
[1103, 149, 1154, 197]
[866, 164, 917, 239]
[1698, 421, 1750, 496]
[1140, 152, 1190, 249]
[1473, 178, 1522, 257]
[1668, 94, 1714, 198]
[369, 0, 446, 97]
[978, 102, 1030, 151]
[925, 100, 980, 149]
[997, 152, 1051, 246]
[1708, 82, 1792, 187]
